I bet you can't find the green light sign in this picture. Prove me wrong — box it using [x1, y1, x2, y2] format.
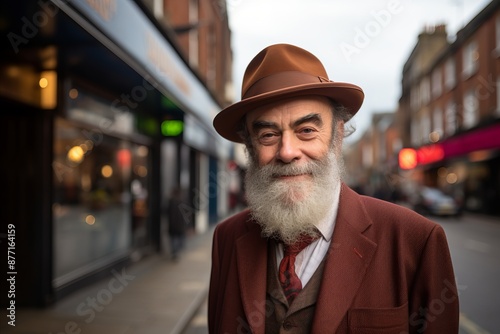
[161, 120, 184, 136]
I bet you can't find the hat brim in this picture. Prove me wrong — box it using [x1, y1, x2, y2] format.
[213, 82, 364, 143]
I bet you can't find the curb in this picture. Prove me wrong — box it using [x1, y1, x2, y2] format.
[170, 286, 209, 334]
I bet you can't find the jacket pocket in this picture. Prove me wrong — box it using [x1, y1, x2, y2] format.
[348, 302, 408, 334]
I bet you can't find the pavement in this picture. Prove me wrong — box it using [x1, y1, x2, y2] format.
[1, 225, 215, 334]
[2, 212, 497, 334]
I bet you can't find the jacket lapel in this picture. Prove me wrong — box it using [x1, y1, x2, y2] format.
[312, 184, 378, 332]
[235, 219, 268, 334]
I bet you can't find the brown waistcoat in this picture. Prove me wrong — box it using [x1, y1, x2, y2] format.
[265, 241, 326, 334]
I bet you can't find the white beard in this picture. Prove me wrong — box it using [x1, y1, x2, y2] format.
[245, 149, 344, 245]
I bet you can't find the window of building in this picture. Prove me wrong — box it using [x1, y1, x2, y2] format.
[496, 16, 500, 55]
[392, 138, 402, 154]
[433, 108, 443, 136]
[444, 58, 456, 91]
[421, 110, 431, 143]
[463, 89, 479, 128]
[362, 143, 373, 167]
[445, 101, 457, 136]
[410, 85, 419, 111]
[432, 67, 442, 98]
[496, 78, 500, 116]
[52, 118, 150, 287]
[188, 0, 199, 68]
[411, 117, 421, 146]
[462, 40, 479, 79]
[420, 77, 431, 106]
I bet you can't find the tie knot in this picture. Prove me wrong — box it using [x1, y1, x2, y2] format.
[283, 233, 320, 256]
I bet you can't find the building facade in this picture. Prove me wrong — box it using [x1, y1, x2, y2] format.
[397, 1, 500, 215]
[1, 0, 233, 307]
[344, 112, 401, 200]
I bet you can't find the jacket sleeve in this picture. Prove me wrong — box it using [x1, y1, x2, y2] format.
[408, 224, 459, 334]
[208, 225, 222, 334]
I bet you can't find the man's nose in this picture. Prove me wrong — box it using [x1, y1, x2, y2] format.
[276, 132, 302, 163]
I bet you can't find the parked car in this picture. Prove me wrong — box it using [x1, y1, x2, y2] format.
[414, 187, 461, 217]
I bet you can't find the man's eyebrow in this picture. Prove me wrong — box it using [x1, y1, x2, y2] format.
[251, 113, 323, 133]
[292, 113, 323, 127]
[251, 120, 279, 133]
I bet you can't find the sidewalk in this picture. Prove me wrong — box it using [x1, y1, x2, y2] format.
[1, 227, 214, 334]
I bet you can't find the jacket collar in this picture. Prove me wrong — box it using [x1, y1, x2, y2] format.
[235, 216, 269, 334]
[312, 183, 377, 332]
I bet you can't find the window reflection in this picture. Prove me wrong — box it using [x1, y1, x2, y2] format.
[52, 118, 149, 287]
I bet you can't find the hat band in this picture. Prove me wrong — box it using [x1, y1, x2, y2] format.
[242, 71, 331, 99]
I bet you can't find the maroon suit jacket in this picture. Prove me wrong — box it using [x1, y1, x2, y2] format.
[208, 184, 459, 333]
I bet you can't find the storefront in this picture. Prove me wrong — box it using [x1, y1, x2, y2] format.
[400, 122, 500, 215]
[1, 0, 231, 306]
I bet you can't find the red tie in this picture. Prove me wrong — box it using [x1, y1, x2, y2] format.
[278, 234, 319, 304]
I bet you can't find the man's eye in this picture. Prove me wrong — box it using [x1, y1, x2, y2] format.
[257, 132, 279, 144]
[298, 128, 317, 137]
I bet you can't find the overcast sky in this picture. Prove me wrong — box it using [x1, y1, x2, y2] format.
[227, 0, 492, 144]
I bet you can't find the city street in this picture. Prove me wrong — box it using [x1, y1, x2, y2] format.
[184, 213, 500, 334]
[437, 213, 500, 334]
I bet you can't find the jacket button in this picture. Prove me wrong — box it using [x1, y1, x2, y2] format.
[282, 320, 294, 330]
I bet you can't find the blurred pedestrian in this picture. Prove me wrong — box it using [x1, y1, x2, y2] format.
[208, 44, 459, 333]
[166, 186, 187, 261]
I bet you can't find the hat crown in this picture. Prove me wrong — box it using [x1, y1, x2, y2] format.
[213, 43, 363, 143]
[241, 44, 329, 99]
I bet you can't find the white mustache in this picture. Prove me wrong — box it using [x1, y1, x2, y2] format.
[264, 162, 322, 179]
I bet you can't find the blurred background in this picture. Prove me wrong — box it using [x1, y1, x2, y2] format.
[1, 0, 499, 333]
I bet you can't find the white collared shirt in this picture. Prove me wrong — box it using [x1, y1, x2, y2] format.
[275, 181, 341, 287]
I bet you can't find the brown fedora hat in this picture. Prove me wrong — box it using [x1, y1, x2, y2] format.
[213, 43, 364, 143]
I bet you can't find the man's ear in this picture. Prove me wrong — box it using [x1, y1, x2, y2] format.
[333, 121, 345, 155]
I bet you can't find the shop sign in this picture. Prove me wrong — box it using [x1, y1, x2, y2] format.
[400, 122, 500, 169]
[64, 0, 220, 130]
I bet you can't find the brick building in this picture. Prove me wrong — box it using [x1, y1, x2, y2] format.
[397, 0, 500, 215]
[145, 0, 233, 107]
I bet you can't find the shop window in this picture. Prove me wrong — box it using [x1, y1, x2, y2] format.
[52, 118, 150, 287]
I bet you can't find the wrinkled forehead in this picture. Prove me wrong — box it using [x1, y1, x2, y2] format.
[245, 96, 333, 127]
